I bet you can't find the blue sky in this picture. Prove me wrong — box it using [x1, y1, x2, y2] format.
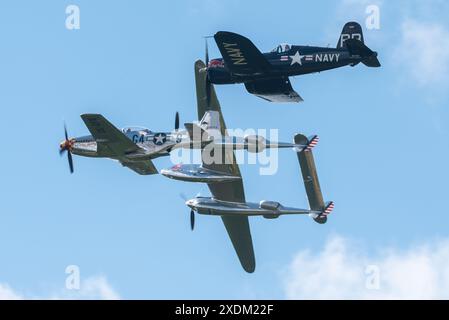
[1, 0, 449, 299]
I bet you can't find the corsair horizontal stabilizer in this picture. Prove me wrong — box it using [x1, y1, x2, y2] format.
[345, 39, 380, 67]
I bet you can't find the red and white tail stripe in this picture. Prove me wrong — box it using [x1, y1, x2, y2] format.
[305, 135, 319, 151]
[322, 202, 334, 216]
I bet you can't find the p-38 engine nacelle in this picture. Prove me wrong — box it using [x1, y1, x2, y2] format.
[259, 200, 282, 211]
[244, 135, 267, 153]
[260, 200, 282, 219]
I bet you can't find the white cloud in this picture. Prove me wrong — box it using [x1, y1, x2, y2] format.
[53, 275, 120, 300]
[0, 276, 120, 300]
[0, 284, 22, 300]
[394, 19, 449, 87]
[284, 235, 449, 299]
[336, 0, 383, 22]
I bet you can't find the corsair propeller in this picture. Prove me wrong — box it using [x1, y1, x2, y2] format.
[204, 36, 212, 109]
[59, 123, 74, 174]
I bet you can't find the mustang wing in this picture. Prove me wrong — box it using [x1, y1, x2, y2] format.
[195, 60, 256, 273]
[214, 31, 271, 76]
[244, 77, 303, 103]
[120, 160, 158, 175]
[80, 114, 141, 155]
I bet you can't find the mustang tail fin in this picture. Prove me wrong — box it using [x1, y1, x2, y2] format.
[337, 21, 364, 49]
[295, 134, 332, 224]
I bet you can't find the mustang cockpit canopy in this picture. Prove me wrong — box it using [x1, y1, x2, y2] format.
[271, 43, 291, 54]
[122, 126, 152, 134]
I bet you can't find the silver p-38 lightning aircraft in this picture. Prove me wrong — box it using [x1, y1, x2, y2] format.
[161, 60, 333, 273]
[59, 111, 315, 175]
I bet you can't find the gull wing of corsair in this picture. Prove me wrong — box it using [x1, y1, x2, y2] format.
[162, 60, 333, 273]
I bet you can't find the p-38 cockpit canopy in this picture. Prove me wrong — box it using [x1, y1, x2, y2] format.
[270, 43, 291, 54]
[121, 126, 152, 134]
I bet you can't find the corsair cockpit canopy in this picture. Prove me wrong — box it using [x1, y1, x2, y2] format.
[271, 43, 291, 53]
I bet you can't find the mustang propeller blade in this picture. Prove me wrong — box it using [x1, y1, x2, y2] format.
[67, 149, 74, 174]
[59, 122, 74, 174]
[190, 209, 195, 231]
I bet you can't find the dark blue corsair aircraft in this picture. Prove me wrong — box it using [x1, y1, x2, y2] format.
[206, 22, 380, 103]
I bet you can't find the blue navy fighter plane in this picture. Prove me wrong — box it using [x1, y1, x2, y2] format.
[207, 21, 380, 102]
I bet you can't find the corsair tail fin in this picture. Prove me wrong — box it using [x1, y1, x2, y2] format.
[337, 21, 364, 49]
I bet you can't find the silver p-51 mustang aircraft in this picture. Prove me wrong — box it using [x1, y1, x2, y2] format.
[161, 60, 333, 273]
[59, 111, 316, 175]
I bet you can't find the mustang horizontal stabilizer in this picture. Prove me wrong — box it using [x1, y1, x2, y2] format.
[214, 31, 271, 76]
[80, 114, 141, 155]
[295, 134, 332, 224]
[120, 160, 158, 175]
[244, 77, 303, 103]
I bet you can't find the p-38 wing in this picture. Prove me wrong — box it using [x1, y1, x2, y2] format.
[195, 60, 256, 273]
[214, 31, 302, 103]
[80, 114, 158, 175]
